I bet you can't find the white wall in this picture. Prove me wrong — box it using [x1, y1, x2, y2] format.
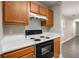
[72, 19, 79, 36]
[0, 2, 3, 54]
[61, 16, 75, 43]
[3, 25, 25, 36]
[3, 17, 43, 36]
[49, 4, 62, 34]
[76, 22, 79, 35]
[75, 22, 79, 35]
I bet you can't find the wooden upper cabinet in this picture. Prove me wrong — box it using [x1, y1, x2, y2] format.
[30, 2, 39, 14]
[39, 5, 48, 16]
[41, 9, 54, 27]
[3, 1, 29, 25]
[54, 37, 60, 58]
[46, 9, 54, 27]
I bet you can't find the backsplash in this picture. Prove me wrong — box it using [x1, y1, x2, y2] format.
[3, 25, 25, 35]
[25, 18, 42, 30]
[3, 18, 49, 36]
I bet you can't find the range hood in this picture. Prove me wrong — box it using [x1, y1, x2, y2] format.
[29, 12, 48, 21]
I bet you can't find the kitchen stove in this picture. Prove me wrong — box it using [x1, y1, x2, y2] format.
[25, 30, 54, 58]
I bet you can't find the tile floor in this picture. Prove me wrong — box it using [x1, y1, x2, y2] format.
[62, 36, 79, 58]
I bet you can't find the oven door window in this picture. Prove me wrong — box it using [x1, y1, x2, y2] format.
[41, 45, 51, 55]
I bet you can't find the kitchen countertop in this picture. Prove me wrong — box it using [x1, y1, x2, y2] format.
[1, 35, 35, 54]
[0, 33, 60, 54]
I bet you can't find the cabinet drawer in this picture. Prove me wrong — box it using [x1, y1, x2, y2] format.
[21, 52, 35, 58]
[3, 46, 35, 58]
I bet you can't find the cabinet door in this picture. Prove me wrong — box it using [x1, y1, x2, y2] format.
[30, 2, 39, 14]
[21, 52, 35, 58]
[3, 1, 29, 25]
[54, 37, 60, 58]
[46, 9, 54, 27]
[3, 46, 35, 58]
[0, 55, 2, 58]
[41, 9, 54, 27]
[39, 5, 48, 16]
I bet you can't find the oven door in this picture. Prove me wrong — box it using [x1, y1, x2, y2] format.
[36, 40, 53, 58]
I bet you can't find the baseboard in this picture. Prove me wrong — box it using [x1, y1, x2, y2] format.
[59, 53, 63, 58]
[76, 34, 79, 36]
[61, 35, 76, 44]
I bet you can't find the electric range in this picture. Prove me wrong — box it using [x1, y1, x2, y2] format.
[25, 30, 54, 58]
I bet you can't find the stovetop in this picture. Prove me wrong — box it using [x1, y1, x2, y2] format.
[26, 32, 60, 45]
[25, 30, 52, 42]
[27, 35, 50, 42]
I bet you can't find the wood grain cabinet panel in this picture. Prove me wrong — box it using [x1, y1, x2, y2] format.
[21, 52, 35, 58]
[30, 2, 39, 14]
[3, 1, 29, 25]
[46, 9, 54, 27]
[54, 37, 60, 58]
[0, 55, 2, 58]
[3, 46, 35, 58]
[39, 5, 48, 16]
[41, 9, 54, 27]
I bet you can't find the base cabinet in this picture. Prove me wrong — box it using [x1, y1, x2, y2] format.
[2, 45, 35, 58]
[54, 37, 60, 58]
[0, 55, 2, 58]
[2, 37, 60, 58]
[21, 52, 35, 58]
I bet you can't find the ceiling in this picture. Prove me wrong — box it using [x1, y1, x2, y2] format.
[38, 1, 58, 7]
[62, 1, 79, 17]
